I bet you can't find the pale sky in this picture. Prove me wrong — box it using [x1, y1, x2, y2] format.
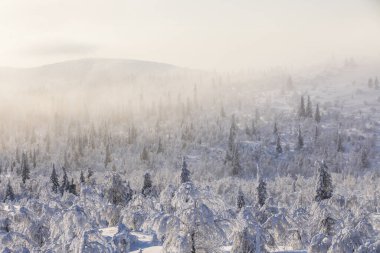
[0, 0, 379, 70]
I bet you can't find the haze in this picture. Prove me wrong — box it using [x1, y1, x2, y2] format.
[0, 0, 379, 70]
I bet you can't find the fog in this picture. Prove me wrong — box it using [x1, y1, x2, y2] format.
[0, 0, 379, 70]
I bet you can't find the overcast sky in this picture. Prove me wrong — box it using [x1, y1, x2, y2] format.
[0, 0, 379, 70]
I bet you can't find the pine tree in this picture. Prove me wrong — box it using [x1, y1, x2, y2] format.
[298, 96, 306, 118]
[69, 178, 77, 195]
[142, 172, 153, 197]
[231, 146, 242, 176]
[80, 170, 85, 184]
[180, 157, 191, 183]
[16, 147, 20, 164]
[237, 188, 245, 211]
[21, 152, 30, 184]
[273, 122, 278, 135]
[140, 146, 149, 161]
[314, 126, 320, 143]
[375, 77, 379, 89]
[337, 134, 344, 152]
[50, 165, 60, 193]
[257, 178, 267, 207]
[315, 161, 333, 202]
[4, 180, 15, 202]
[157, 137, 164, 154]
[276, 134, 282, 153]
[32, 149, 37, 168]
[251, 120, 256, 135]
[314, 104, 321, 123]
[60, 167, 69, 195]
[104, 144, 112, 168]
[297, 126, 304, 149]
[225, 116, 237, 163]
[87, 168, 93, 180]
[306, 96, 313, 118]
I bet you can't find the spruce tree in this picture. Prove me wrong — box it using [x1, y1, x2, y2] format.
[298, 96, 306, 118]
[225, 116, 237, 163]
[273, 122, 278, 135]
[140, 146, 149, 161]
[257, 178, 267, 207]
[231, 146, 242, 176]
[237, 188, 245, 211]
[375, 77, 379, 89]
[80, 170, 85, 184]
[4, 180, 15, 202]
[142, 172, 153, 197]
[50, 165, 60, 193]
[180, 157, 191, 183]
[297, 126, 304, 149]
[337, 134, 344, 152]
[315, 161, 333, 202]
[157, 137, 164, 154]
[276, 134, 282, 153]
[32, 149, 37, 168]
[104, 144, 112, 168]
[314, 104, 321, 123]
[21, 152, 30, 184]
[306, 96, 313, 118]
[87, 168, 93, 180]
[60, 167, 69, 195]
[69, 178, 77, 195]
[368, 78, 373, 88]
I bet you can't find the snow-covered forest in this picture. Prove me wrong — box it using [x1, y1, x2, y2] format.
[0, 58, 379, 252]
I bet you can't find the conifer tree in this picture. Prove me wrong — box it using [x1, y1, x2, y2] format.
[276, 134, 282, 153]
[32, 149, 37, 169]
[60, 167, 69, 195]
[180, 157, 191, 183]
[87, 168, 93, 180]
[297, 126, 304, 149]
[298, 96, 306, 118]
[80, 170, 85, 184]
[375, 77, 379, 89]
[306, 96, 313, 118]
[69, 178, 77, 195]
[142, 172, 153, 197]
[21, 152, 30, 184]
[314, 161, 333, 202]
[140, 146, 149, 161]
[337, 134, 344, 152]
[50, 165, 59, 193]
[273, 122, 278, 135]
[237, 188, 245, 211]
[4, 180, 15, 202]
[104, 144, 112, 168]
[314, 104, 321, 123]
[225, 115, 237, 163]
[257, 178, 267, 207]
[231, 146, 242, 176]
[314, 126, 320, 143]
[157, 137, 164, 154]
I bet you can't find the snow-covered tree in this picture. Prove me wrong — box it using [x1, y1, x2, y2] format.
[314, 161, 333, 202]
[276, 134, 282, 153]
[4, 180, 15, 202]
[257, 178, 267, 207]
[140, 146, 149, 161]
[237, 188, 245, 211]
[180, 157, 191, 184]
[315, 104, 321, 123]
[298, 96, 306, 118]
[80, 170, 85, 184]
[142, 172, 153, 197]
[104, 144, 112, 168]
[50, 165, 60, 193]
[106, 173, 133, 206]
[306, 95, 313, 118]
[21, 152, 30, 184]
[297, 126, 304, 150]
